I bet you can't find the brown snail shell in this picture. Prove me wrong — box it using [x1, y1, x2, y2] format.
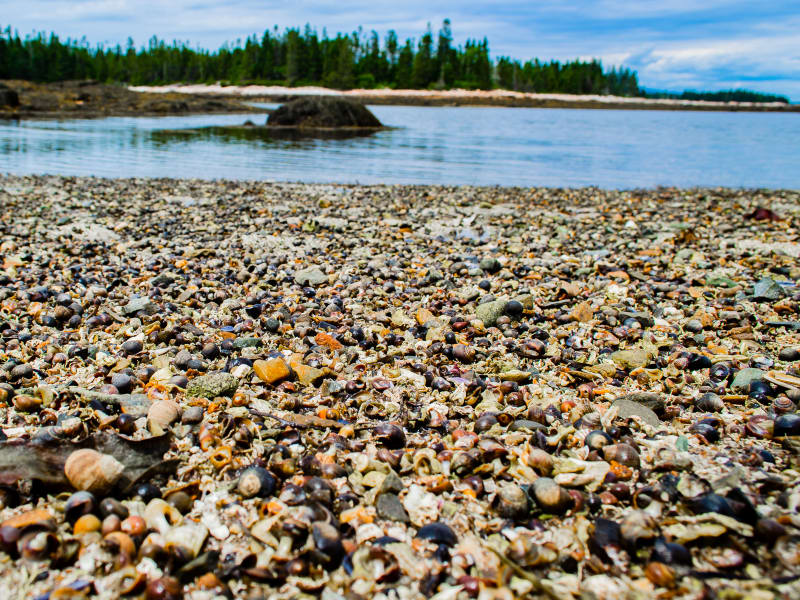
[64, 449, 125, 494]
[531, 477, 571, 513]
[147, 399, 181, 436]
[12, 394, 42, 413]
[493, 481, 529, 519]
[103, 531, 136, 559]
[602, 443, 640, 468]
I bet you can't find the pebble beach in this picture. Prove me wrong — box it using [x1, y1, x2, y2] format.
[1, 175, 800, 599]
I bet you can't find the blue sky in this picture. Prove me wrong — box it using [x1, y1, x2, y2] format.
[2, 1, 798, 100]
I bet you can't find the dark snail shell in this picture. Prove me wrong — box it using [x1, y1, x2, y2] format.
[585, 430, 613, 451]
[237, 467, 277, 499]
[373, 424, 406, 449]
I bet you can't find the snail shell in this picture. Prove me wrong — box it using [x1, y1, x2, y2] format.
[164, 522, 208, 560]
[531, 477, 571, 513]
[696, 392, 724, 412]
[602, 443, 640, 468]
[147, 399, 181, 436]
[64, 449, 124, 494]
[144, 499, 183, 535]
[525, 447, 554, 476]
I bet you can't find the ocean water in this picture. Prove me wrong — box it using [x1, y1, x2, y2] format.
[1, 104, 798, 188]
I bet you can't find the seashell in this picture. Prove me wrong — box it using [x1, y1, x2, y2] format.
[147, 399, 180, 436]
[774, 535, 800, 569]
[64, 449, 125, 494]
[651, 537, 691, 565]
[492, 481, 529, 520]
[121, 515, 146, 536]
[745, 415, 773, 439]
[373, 423, 406, 449]
[584, 430, 613, 451]
[524, 447, 554, 476]
[645, 562, 675, 588]
[620, 510, 659, 547]
[143, 498, 183, 535]
[474, 413, 498, 433]
[602, 443, 640, 468]
[530, 477, 571, 514]
[690, 419, 720, 443]
[696, 392, 724, 412]
[477, 438, 507, 462]
[12, 394, 42, 412]
[237, 466, 276, 498]
[1, 508, 55, 532]
[304, 477, 334, 506]
[415, 521, 457, 546]
[99, 497, 129, 520]
[772, 396, 796, 415]
[312, 521, 344, 568]
[164, 522, 208, 560]
[145, 576, 182, 600]
[451, 449, 480, 476]
[412, 448, 441, 475]
[73, 514, 101, 535]
[18, 530, 59, 561]
[773, 413, 800, 437]
[117, 566, 147, 595]
[103, 531, 136, 559]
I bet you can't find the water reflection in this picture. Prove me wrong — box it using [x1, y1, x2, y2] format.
[151, 124, 383, 146]
[0, 106, 798, 188]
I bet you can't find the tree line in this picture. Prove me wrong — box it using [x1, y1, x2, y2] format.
[0, 21, 788, 102]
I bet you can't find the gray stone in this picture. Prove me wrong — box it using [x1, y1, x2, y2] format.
[706, 275, 737, 288]
[123, 296, 157, 315]
[376, 493, 409, 522]
[294, 267, 327, 287]
[476, 299, 507, 327]
[611, 398, 660, 428]
[233, 337, 261, 349]
[479, 257, 502, 273]
[753, 277, 786, 302]
[730, 368, 765, 391]
[617, 392, 665, 415]
[619, 311, 654, 328]
[685, 319, 704, 333]
[186, 372, 239, 398]
[379, 471, 404, 494]
[181, 406, 204, 424]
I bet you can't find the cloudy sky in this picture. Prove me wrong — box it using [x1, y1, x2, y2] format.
[2, 0, 798, 100]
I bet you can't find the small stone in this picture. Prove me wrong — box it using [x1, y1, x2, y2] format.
[618, 392, 665, 415]
[181, 406, 204, 424]
[379, 471, 404, 494]
[376, 493, 409, 522]
[123, 297, 156, 315]
[290, 361, 326, 386]
[479, 257, 502, 273]
[476, 299, 507, 328]
[294, 267, 327, 287]
[314, 332, 343, 351]
[186, 372, 238, 398]
[685, 319, 704, 333]
[610, 348, 650, 369]
[779, 348, 800, 362]
[233, 337, 261, 350]
[730, 368, 765, 391]
[570, 301, 593, 323]
[122, 339, 143, 355]
[253, 358, 290, 384]
[753, 278, 786, 302]
[611, 398, 660, 428]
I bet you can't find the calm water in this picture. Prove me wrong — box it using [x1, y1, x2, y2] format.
[1, 104, 798, 188]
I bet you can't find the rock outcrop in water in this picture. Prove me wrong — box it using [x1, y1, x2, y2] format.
[0, 83, 19, 107]
[266, 95, 382, 129]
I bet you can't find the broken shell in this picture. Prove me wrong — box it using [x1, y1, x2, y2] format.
[525, 447, 554, 476]
[143, 499, 183, 535]
[64, 449, 125, 494]
[164, 522, 208, 560]
[584, 430, 613, 451]
[620, 510, 659, 547]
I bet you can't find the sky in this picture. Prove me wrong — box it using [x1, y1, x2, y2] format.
[2, 0, 798, 100]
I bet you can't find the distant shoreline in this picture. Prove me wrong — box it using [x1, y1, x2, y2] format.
[131, 84, 800, 113]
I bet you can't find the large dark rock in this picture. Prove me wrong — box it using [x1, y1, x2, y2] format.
[267, 96, 382, 129]
[0, 83, 20, 108]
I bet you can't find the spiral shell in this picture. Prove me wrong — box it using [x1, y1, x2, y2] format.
[64, 449, 124, 494]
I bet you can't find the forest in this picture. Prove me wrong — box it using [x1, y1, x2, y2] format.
[0, 20, 789, 103]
